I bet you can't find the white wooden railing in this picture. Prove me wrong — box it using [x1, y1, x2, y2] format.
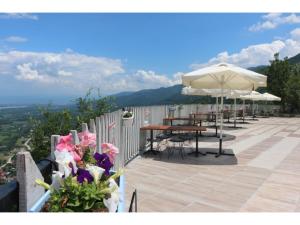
[13, 102, 279, 211]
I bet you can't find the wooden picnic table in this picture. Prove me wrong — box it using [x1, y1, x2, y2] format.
[164, 115, 218, 136]
[189, 112, 216, 121]
[140, 125, 207, 157]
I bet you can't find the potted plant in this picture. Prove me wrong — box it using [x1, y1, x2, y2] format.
[168, 105, 176, 118]
[30, 132, 124, 212]
[122, 110, 134, 127]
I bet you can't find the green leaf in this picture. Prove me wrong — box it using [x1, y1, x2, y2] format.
[67, 200, 80, 207]
[63, 208, 74, 212]
[83, 200, 96, 210]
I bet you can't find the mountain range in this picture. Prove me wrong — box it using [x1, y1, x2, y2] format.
[113, 53, 300, 108]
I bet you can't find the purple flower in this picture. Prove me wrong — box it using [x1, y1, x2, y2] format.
[93, 152, 113, 176]
[68, 162, 76, 176]
[76, 168, 94, 184]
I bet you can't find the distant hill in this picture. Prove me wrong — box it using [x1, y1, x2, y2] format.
[113, 53, 300, 108]
[287, 53, 300, 64]
[114, 85, 215, 108]
[248, 53, 300, 72]
[111, 91, 134, 98]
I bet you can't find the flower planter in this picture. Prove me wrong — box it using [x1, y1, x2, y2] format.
[122, 115, 134, 127]
[168, 106, 176, 112]
[28, 173, 125, 213]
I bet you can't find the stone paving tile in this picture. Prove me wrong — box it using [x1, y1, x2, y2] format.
[138, 192, 191, 212]
[240, 195, 297, 212]
[255, 182, 300, 204]
[181, 201, 226, 212]
[124, 117, 300, 212]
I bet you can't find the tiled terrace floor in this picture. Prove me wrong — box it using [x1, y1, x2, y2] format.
[124, 117, 300, 212]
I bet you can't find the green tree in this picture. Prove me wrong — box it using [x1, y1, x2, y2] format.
[30, 90, 115, 161]
[285, 65, 300, 113]
[30, 106, 73, 161]
[267, 53, 291, 112]
[75, 88, 116, 128]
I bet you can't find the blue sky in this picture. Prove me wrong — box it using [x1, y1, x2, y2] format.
[0, 13, 300, 104]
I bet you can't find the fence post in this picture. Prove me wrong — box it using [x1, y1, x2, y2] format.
[89, 119, 96, 133]
[96, 117, 101, 153]
[70, 130, 80, 145]
[82, 123, 89, 132]
[50, 135, 60, 160]
[16, 151, 45, 212]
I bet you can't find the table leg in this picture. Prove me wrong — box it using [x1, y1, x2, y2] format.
[144, 129, 157, 156]
[150, 129, 153, 151]
[200, 121, 202, 136]
[170, 120, 173, 135]
[196, 130, 199, 156]
[187, 130, 205, 157]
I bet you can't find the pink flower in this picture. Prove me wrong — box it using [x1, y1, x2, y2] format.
[55, 134, 74, 152]
[72, 145, 85, 162]
[78, 131, 96, 149]
[101, 143, 119, 163]
[55, 134, 82, 162]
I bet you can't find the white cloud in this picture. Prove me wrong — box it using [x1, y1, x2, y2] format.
[190, 29, 300, 69]
[291, 28, 300, 41]
[0, 13, 38, 20]
[172, 72, 183, 83]
[104, 70, 181, 93]
[58, 70, 72, 77]
[16, 63, 41, 81]
[249, 13, 300, 32]
[4, 36, 27, 43]
[0, 50, 181, 95]
[0, 50, 124, 92]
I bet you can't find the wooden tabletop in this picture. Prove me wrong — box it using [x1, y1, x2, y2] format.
[163, 117, 202, 121]
[190, 112, 216, 115]
[140, 125, 207, 131]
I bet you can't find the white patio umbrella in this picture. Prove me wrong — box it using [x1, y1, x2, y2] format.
[181, 87, 219, 114]
[258, 92, 281, 116]
[182, 63, 267, 157]
[261, 92, 281, 101]
[226, 90, 251, 127]
[240, 91, 264, 119]
[182, 87, 231, 128]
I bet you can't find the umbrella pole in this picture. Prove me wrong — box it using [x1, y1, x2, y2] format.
[243, 99, 245, 123]
[219, 87, 224, 154]
[234, 97, 237, 128]
[216, 97, 218, 126]
[252, 100, 255, 120]
[209, 84, 234, 157]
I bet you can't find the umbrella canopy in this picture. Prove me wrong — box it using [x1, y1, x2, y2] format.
[226, 90, 251, 99]
[239, 91, 265, 120]
[182, 63, 267, 90]
[181, 86, 231, 97]
[182, 63, 267, 157]
[261, 92, 281, 101]
[240, 91, 265, 101]
[182, 87, 216, 96]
